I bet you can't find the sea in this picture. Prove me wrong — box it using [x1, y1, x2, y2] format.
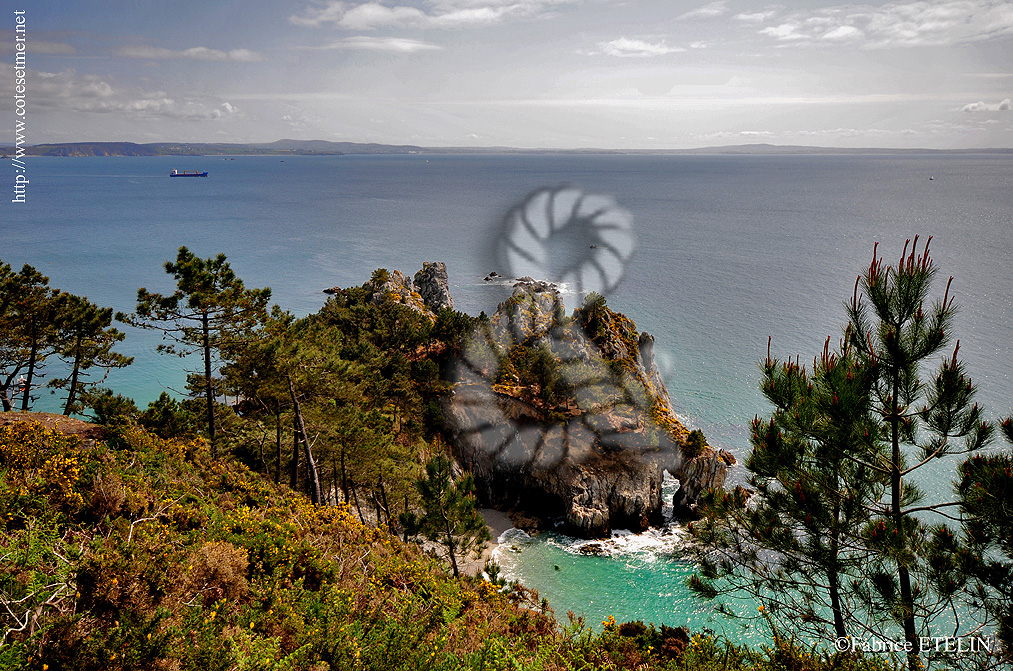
[5, 153, 1012, 643]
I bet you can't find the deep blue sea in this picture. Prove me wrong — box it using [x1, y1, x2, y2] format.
[4, 153, 1012, 640]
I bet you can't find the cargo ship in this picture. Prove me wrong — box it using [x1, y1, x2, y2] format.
[170, 169, 208, 177]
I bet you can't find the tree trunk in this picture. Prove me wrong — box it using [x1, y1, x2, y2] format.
[63, 334, 83, 416]
[332, 458, 340, 510]
[403, 494, 410, 543]
[350, 481, 366, 525]
[340, 449, 349, 504]
[290, 413, 299, 490]
[379, 475, 392, 527]
[0, 380, 11, 412]
[21, 324, 39, 411]
[890, 378, 919, 671]
[274, 410, 282, 484]
[444, 514, 460, 578]
[828, 499, 846, 640]
[288, 375, 321, 506]
[202, 313, 217, 457]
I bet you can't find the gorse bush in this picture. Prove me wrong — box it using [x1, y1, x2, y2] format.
[0, 420, 84, 510]
[0, 418, 905, 671]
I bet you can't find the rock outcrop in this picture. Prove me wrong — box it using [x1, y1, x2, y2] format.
[335, 263, 452, 320]
[671, 448, 736, 517]
[443, 280, 731, 537]
[414, 262, 454, 312]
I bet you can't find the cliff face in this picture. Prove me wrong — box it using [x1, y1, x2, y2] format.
[414, 262, 454, 312]
[335, 262, 454, 319]
[442, 280, 731, 537]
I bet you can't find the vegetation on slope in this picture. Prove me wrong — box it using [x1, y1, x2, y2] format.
[1, 417, 902, 671]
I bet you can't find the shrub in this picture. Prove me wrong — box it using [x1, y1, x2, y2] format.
[684, 428, 708, 459]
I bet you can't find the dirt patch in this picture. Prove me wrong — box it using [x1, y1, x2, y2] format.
[0, 411, 107, 443]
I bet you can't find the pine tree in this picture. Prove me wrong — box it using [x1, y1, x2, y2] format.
[845, 237, 991, 671]
[49, 293, 133, 415]
[689, 337, 885, 643]
[118, 247, 270, 457]
[401, 455, 490, 578]
[0, 262, 61, 411]
[958, 415, 1013, 664]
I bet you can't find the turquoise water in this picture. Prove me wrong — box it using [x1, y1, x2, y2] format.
[4, 153, 1012, 633]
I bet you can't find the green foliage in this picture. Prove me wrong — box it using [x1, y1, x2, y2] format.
[401, 455, 490, 578]
[845, 238, 992, 670]
[958, 416, 1013, 664]
[139, 392, 199, 439]
[0, 400, 902, 671]
[118, 247, 271, 455]
[691, 340, 887, 645]
[77, 387, 139, 426]
[684, 429, 707, 459]
[48, 293, 132, 416]
[0, 261, 62, 412]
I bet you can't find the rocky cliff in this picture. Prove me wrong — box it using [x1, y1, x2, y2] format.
[325, 263, 455, 319]
[442, 279, 732, 537]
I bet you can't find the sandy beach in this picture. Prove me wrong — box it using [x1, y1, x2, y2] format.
[459, 508, 515, 576]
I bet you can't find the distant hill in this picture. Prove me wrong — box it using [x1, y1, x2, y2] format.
[4, 140, 1011, 157]
[20, 142, 163, 157]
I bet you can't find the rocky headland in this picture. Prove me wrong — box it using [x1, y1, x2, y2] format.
[353, 264, 733, 538]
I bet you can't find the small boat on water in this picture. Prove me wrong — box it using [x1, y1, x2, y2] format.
[170, 169, 208, 177]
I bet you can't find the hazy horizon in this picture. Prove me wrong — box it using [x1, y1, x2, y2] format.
[4, 1, 1012, 150]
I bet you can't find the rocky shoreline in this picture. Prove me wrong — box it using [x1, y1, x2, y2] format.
[359, 263, 733, 540]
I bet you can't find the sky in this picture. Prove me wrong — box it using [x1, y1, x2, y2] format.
[3, 0, 1012, 149]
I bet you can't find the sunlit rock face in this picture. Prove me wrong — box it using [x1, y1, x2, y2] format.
[442, 280, 730, 538]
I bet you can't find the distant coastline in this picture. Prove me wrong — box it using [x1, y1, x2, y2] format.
[3, 139, 1012, 158]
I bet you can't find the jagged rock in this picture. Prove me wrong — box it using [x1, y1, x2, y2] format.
[486, 282, 562, 349]
[637, 332, 675, 417]
[366, 267, 434, 319]
[444, 279, 731, 538]
[415, 262, 454, 312]
[672, 448, 736, 518]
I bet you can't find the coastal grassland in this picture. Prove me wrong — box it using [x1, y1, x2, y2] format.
[0, 418, 900, 671]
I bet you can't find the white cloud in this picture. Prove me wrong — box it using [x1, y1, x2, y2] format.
[338, 3, 428, 29]
[597, 37, 685, 57]
[290, 0, 577, 29]
[733, 10, 778, 22]
[29, 70, 243, 121]
[32, 41, 78, 55]
[313, 36, 443, 51]
[822, 25, 864, 40]
[679, 1, 728, 20]
[960, 97, 1013, 111]
[757, 0, 1013, 48]
[116, 45, 262, 61]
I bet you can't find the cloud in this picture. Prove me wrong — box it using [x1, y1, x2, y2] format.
[734, 10, 778, 22]
[116, 45, 262, 62]
[960, 97, 1013, 111]
[596, 37, 685, 57]
[290, 0, 579, 29]
[311, 36, 443, 51]
[32, 41, 78, 54]
[679, 1, 728, 20]
[758, 0, 1013, 47]
[27, 70, 243, 121]
[339, 3, 427, 29]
